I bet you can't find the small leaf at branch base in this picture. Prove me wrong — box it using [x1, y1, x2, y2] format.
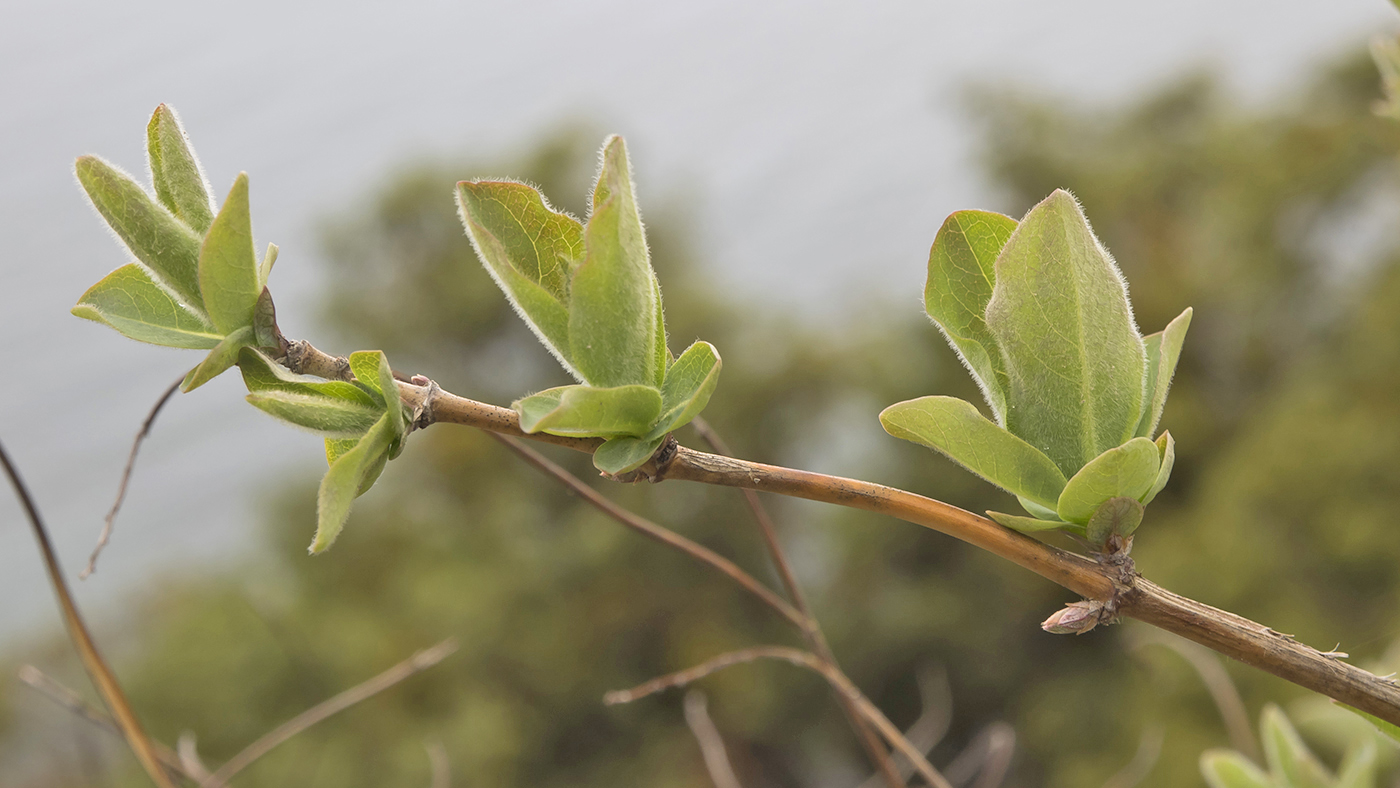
[347, 350, 407, 440]
[1056, 438, 1160, 525]
[199, 173, 261, 334]
[1135, 307, 1193, 439]
[1140, 431, 1176, 506]
[647, 341, 720, 439]
[75, 155, 206, 310]
[146, 104, 215, 233]
[986, 510, 1078, 535]
[182, 325, 254, 392]
[258, 243, 279, 289]
[879, 395, 1067, 511]
[313, 414, 396, 553]
[1084, 496, 1145, 547]
[72, 263, 221, 349]
[252, 287, 282, 350]
[1199, 750, 1274, 788]
[240, 348, 379, 403]
[515, 384, 662, 437]
[594, 434, 668, 475]
[1017, 496, 1061, 521]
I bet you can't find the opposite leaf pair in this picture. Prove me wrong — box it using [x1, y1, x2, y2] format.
[880, 190, 1192, 546]
[457, 136, 720, 474]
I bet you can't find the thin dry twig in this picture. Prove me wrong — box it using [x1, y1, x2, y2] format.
[2, 439, 178, 787]
[605, 646, 953, 788]
[17, 665, 192, 780]
[425, 739, 451, 788]
[177, 732, 214, 782]
[684, 691, 745, 788]
[1099, 727, 1163, 788]
[1129, 629, 1258, 762]
[857, 666, 954, 788]
[943, 722, 1015, 788]
[200, 639, 458, 788]
[83, 373, 183, 579]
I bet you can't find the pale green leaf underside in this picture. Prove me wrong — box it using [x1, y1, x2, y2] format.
[1200, 751, 1274, 788]
[1135, 306, 1193, 438]
[147, 105, 215, 234]
[1056, 437, 1160, 525]
[181, 325, 254, 392]
[1262, 704, 1334, 788]
[925, 209, 1017, 423]
[648, 340, 721, 439]
[347, 350, 407, 443]
[72, 262, 220, 349]
[986, 189, 1146, 475]
[516, 384, 662, 438]
[76, 156, 205, 311]
[348, 351, 389, 403]
[1335, 742, 1377, 788]
[986, 510, 1076, 535]
[1141, 431, 1175, 506]
[313, 413, 396, 553]
[258, 243, 279, 289]
[199, 173, 260, 334]
[245, 392, 383, 437]
[1017, 496, 1061, 521]
[1340, 703, 1400, 745]
[880, 395, 1067, 510]
[240, 348, 378, 405]
[594, 434, 668, 475]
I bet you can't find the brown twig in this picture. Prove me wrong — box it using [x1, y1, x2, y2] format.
[942, 722, 1015, 788]
[605, 646, 953, 788]
[683, 691, 745, 788]
[425, 740, 451, 788]
[1129, 629, 1258, 762]
[691, 416, 903, 788]
[857, 666, 954, 788]
[2, 439, 178, 787]
[82, 373, 184, 579]
[200, 639, 458, 788]
[281, 339, 1400, 723]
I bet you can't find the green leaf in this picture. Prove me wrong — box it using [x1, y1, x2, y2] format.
[879, 396, 1067, 510]
[146, 104, 214, 234]
[1135, 307, 1193, 438]
[75, 156, 205, 311]
[72, 263, 221, 349]
[245, 391, 384, 437]
[1018, 496, 1061, 520]
[1200, 750, 1275, 788]
[456, 180, 583, 374]
[347, 351, 407, 439]
[313, 413, 396, 553]
[1084, 496, 1145, 546]
[1338, 703, 1400, 745]
[650, 275, 669, 389]
[1335, 741, 1377, 788]
[1262, 704, 1334, 788]
[199, 173, 260, 334]
[648, 341, 721, 439]
[594, 434, 668, 475]
[1140, 431, 1176, 506]
[258, 243, 279, 289]
[252, 287, 281, 349]
[985, 189, 1147, 475]
[987, 510, 1077, 535]
[515, 384, 662, 438]
[924, 209, 1017, 422]
[569, 136, 661, 388]
[239, 348, 380, 406]
[1056, 437, 1160, 525]
[181, 325, 254, 392]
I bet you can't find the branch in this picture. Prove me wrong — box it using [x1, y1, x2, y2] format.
[604, 646, 952, 788]
[683, 691, 745, 788]
[1, 438, 178, 788]
[283, 340, 1400, 723]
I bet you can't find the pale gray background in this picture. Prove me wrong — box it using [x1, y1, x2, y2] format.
[0, 0, 1393, 645]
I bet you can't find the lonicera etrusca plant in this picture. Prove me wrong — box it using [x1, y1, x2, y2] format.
[880, 191, 1192, 552]
[1201, 705, 1380, 788]
[455, 136, 721, 476]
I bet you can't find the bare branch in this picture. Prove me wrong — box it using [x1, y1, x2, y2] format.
[2, 439, 178, 787]
[943, 722, 1016, 788]
[684, 691, 745, 788]
[201, 639, 458, 788]
[605, 646, 953, 788]
[1129, 629, 1258, 762]
[177, 732, 214, 782]
[858, 666, 954, 788]
[425, 740, 451, 788]
[83, 373, 183, 579]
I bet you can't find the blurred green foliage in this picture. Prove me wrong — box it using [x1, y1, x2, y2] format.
[7, 47, 1400, 788]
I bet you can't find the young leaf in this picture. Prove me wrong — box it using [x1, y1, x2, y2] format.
[245, 391, 384, 437]
[985, 189, 1147, 475]
[72, 263, 221, 349]
[181, 325, 254, 392]
[313, 413, 396, 553]
[1135, 307, 1193, 438]
[240, 348, 379, 407]
[146, 104, 214, 233]
[1261, 704, 1334, 788]
[1056, 437, 1160, 525]
[1140, 431, 1176, 506]
[569, 137, 661, 388]
[1199, 750, 1275, 788]
[258, 243, 279, 289]
[199, 173, 260, 334]
[347, 350, 407, 440]
[987, 510, 1077, 535]
[647, 340, 721, 439]
[1084, 496, 1145, 546]
[594, 434, 669, 475]
[879, 396, 1067, 510]
[252, 287, 281, 350]
[456, 180, 583, 374]
[75, 156, 205, 310]
[515, 384, 662, 438]
[650, 275, 668, 389]
[1018, 496, 1061, 521]
[924, 209, 1017, 423]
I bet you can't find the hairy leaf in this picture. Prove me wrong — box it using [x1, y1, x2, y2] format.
[1056, 437, 1159, 525]
[594, 434, 668, 475]
[569, 137, 660, 388]
[240, 348, 380, 406]
[199, 174, 260, 333]
[515, 384, 662, 438]
[181, 325, 254, 392]
[987, 510, 1077, 535]
[1200, 751, 1275, 788]
[313, 413, 396, 553]
[72, 263, 221, 349]
[880, 395, 1067, 510]
[985, 189, 1147, 475]
[1140, 431, 1176, 506]
[146, 104, 214, 233]
[1135, 306, 1193, 438]
[245, 392, 384, 437]
[348, 350, 407, 442]
[252, 287, 281, 349]
[1017, 496, 1061, 521]
[75, 156, 205, 311]
[648, 340, 721, 439]
[925, 209, 1017, 422]
[1084, 496, 1145, 546]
